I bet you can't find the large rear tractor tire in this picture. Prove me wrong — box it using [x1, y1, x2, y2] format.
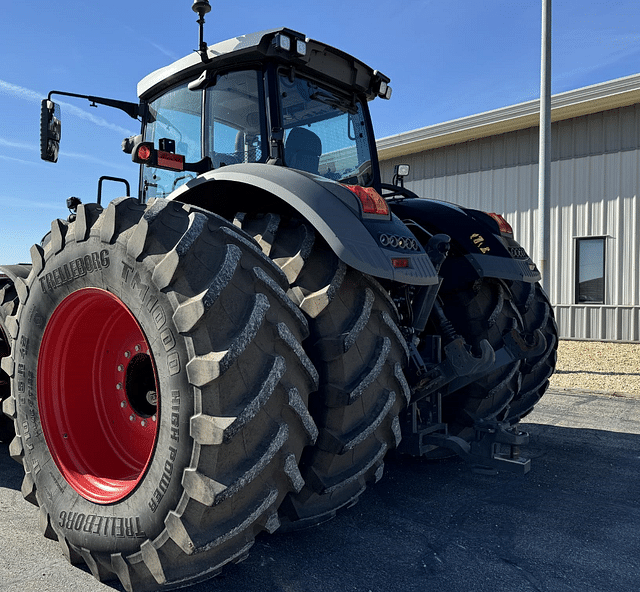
[430, 277, 557, 438]
[3, 198, 318, 591]
[505, 281, 558, 422]
[0, 278, 19, 442]
[234, 213, 409, 528]
[429, 278, 524, 439]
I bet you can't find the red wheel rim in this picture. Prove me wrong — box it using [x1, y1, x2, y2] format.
[38, 288, 159, 504]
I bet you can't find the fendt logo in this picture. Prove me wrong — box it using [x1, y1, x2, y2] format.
[509, 246, 528, 259]
[379, 234, 420, 251]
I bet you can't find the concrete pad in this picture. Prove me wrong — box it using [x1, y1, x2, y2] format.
[1, 387, 639, 592]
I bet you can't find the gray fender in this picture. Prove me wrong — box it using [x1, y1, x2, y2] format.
[169, 163, 438, 286]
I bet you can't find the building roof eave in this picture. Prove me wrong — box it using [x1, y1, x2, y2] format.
[377, 72, 640, 161]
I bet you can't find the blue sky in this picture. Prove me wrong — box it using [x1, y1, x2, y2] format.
[1, 0, 639, 263]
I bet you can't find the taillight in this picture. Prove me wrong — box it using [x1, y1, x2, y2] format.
[487, 212, 513, 236]
[133, 142, 185, 171]
[344, 185, 389, 216]
[136, 144, 152, 162]
[391, 258, 410, 268]
[157, 151, 184, 171]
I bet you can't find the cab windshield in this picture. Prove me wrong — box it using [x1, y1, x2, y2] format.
[142, 70, 267, 198]
[279, 74, 373, 186]
[142, 82, 202, 199]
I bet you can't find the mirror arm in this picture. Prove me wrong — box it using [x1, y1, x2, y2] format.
[47, 90, 141, 119]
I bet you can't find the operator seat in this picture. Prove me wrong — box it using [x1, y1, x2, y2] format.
[284, 127, 322, 174]
[234, 131, 261, 164]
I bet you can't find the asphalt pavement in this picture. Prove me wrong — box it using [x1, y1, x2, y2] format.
[1, 387, 639, 592]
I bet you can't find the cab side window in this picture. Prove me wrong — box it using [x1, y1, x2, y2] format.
[205, 70, 266, 168]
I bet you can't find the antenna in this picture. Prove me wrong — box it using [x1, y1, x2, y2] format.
[192, 0, 212, 63]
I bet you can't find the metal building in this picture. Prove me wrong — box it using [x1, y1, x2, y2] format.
[377, 73, 640, 342]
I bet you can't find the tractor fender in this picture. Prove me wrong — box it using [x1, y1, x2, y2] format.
[169, 163, 439, 286]
[389, 198, 541, 284]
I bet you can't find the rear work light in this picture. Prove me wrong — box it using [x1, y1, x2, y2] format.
[487, 212, 513, 236]
[344, 185, 390, 216]
[274, 33, 291, 51]
[273, 33, 307, 57]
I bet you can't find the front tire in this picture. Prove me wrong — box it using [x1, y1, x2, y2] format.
[4, 198, 318, 591]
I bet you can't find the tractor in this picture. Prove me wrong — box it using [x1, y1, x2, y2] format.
[0, 2, 557, 590]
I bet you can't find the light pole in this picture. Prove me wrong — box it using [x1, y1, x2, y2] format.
[538, 0, 552, 295]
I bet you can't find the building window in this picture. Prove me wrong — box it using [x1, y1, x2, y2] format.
[576, 237, 605, 304]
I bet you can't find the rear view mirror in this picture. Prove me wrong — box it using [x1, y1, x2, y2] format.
[40, 99, 61, 162]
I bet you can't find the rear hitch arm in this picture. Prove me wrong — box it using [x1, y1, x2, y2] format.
[445, 327, 546, 395]
[419, 419, 532, 475]
[398, 392, 532, 474]
[400, 319, 546, 474]
[409, 336, 495, 404]
[409, 325, 546, 404]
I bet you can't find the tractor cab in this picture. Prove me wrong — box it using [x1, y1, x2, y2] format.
[131, 28, 391, 200]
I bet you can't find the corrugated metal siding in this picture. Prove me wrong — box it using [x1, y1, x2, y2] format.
[380, 104, 640, 341]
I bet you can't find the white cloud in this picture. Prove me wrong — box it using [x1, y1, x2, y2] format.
[0, 79, 42, 102]
[554, 30, 640, 85]
[0, 138, 37, 152]
[60, 150, 135, 172]
[0, 135, 133, 173]
[0, 153, 38, 166]
[0, 194, 62, 211]
[122, 26, 180, 61]
[149, 41, 180, 62]
[57, 101, 137, 137]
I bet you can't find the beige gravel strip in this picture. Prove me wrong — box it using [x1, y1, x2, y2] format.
[549, 340, 640, 397]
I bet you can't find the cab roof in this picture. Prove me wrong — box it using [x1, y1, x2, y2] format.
[137, 27, 390, 102]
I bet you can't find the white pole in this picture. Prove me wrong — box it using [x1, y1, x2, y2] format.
[538, 0, 552, 295]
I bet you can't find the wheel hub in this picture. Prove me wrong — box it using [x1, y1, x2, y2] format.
[38, 288, 159, 504]
[120, 350, 158, 423]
